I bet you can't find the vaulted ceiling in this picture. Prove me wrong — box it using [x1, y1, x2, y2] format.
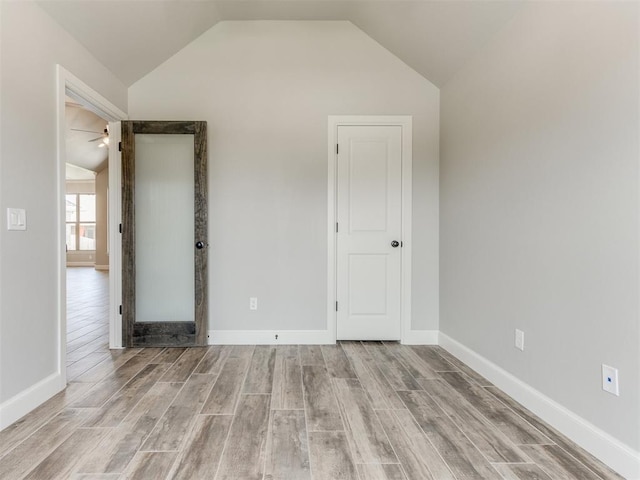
[37, 0, 525, 87]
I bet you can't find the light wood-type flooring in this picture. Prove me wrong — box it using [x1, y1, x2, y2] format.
[0, 269, 624, 479]
[66, 267, 111, 382]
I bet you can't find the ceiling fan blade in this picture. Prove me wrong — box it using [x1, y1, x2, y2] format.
[88, 136, 104, 142]
[70, 128, 103, 134]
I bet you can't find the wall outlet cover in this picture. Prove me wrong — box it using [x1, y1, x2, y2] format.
[515, 329, 525, 351]
[7, 208, 26, 231]
[602, 364, 620, 396]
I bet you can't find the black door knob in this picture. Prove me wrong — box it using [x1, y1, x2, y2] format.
[391, 240, 400, 248]
[195, 241, 205, 249]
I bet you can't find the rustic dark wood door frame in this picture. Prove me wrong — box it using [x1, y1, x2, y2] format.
[121, 121, 208, 347]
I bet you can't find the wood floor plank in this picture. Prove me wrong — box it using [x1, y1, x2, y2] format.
[341, 342, 392, 409]
[377, 409, 455, 480]
[66, 326, 108, 349]
[149, 347, 187, 364]
[333, 378, 397, 464]
[383, 342, 439, 380]
[215, 394, 271, 480]
[67, 337, 109, 362]
[493, 463, 553, 480]
[121, 452, 178, 480]
[421, 378, 529, 463]
[77, 382, 182, 475]
[409, 346, 458, 372]
[243, 345, 277, 393]
[398, 390, 502, 479]
[300, 345, 325, 365]
[342, 342, 405, 410]
[365, 342, 422, 390]
[357, 463, 407, 480]
[434, 346, 493, 386]
[194, 345, 232, 374]
[167, 414, 232, 480]
[485, 386, 625, 480]
[72, 348, 143, 383]
[83, 363, 171, 428]
[142, 373, 215, 451]
[71, 474, 120, 479]
[302, 365, 344, 431]
[321, 345, 357, 378]
[520, 445, 603, 480]
[67, 352, 111, 380]
[439, 371, 551, 445]
[229, 344, 256, 360]
[308, 431, 359, 480]
[0, 408, 93, 480]
[159, 346, 208, 382]
[271, 348, 304, 410]
[201, 357, 250, 414]
[23, 428, 109, 480]
[71, 352, 163, 408]
[265, 409, 311, 480]
[0, 382, 95, 457]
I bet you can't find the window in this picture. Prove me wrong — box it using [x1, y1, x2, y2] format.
[66, 194, 96, 251]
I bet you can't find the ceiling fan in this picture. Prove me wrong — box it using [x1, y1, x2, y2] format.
[70, 125, 110, 147]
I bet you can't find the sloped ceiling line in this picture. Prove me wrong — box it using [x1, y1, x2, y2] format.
[37, 0, 524, 88]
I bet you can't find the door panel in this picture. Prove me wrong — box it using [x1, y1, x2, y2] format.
[337, 125, 402, 340]
[348, 254, 388, 315]
[121, 121, 208, 347]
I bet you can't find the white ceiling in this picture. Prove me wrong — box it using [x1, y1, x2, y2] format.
[65, 102, 109, 177]
[37, 0, 524, 87]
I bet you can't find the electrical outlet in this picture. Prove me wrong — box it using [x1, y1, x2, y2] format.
[602, 364, 620, 396]
[515, 329, 525, 351]
[249, 297, 258, 311]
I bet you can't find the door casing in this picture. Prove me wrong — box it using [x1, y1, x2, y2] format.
[327, 116, 413, 343]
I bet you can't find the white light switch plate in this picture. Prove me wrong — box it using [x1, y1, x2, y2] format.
[7, 208, 26, 231]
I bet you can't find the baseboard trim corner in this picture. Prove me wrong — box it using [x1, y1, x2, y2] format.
[438, 333, 640, 480]
[94, 264, 109, 271]
[208, 329, 335, 345]
[0, 372, 64, 431]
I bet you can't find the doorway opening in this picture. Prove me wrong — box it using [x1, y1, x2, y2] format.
[56, 65, 127, 387]
[64, 98, 111, 377]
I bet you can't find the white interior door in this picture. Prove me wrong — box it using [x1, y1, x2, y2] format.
[336, 125, 402, 340]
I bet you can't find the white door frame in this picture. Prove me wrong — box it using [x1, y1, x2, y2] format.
[56, 66, 128, 387]
[327, 115, 412, 343]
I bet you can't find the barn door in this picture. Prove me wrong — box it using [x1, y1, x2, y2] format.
[121, 121, 208, 347]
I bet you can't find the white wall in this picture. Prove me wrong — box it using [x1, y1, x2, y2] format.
[95, 167, 109, 269]
[129, 21, 440, 336]
[0, 1, 126, 412]
[441, 0, 639, 465]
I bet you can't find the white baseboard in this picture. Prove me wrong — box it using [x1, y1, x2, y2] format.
[208, 329, 334, 345]
[439, 333, 640, 480]
[403, 329, 439, 345]
[94, 264, 109, 271]
[66, 261, 94, 267]
[0, 372, 65, 430]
